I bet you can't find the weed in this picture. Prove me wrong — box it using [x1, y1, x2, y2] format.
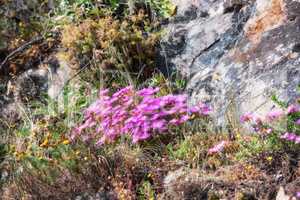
[137, 180, 155, 200]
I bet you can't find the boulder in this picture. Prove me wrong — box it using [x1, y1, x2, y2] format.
[11, 53, 74, 103]
[161, 0, 300, 125]
[0, 53, 75, 135]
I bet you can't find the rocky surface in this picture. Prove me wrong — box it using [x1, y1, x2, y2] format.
[162, 165, 300, 199]
[161, 0, 300, 125]
[0, 53, 74, 134]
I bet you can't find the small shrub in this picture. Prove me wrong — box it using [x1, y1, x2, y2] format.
[61, 11, 160, 76]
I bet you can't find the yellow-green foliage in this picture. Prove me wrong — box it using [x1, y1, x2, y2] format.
[10, 118, 79, 172]
[147, 0, 176, 17]
[9, 82, 97, 179]
[137, 180, 155, 200]
[234, 133, 282, 161]
[166, 132, 242, 169]
[61, 10, 160, 74]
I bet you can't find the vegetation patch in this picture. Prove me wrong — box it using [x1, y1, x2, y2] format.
[0, 1, 299, 200]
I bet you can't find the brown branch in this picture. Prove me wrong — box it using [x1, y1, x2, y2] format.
[0, 36, 43, 71]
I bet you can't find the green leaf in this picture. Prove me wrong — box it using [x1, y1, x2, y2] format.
[17, 128, 31, 137]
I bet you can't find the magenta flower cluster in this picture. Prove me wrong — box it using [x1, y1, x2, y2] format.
[72, 86, 211, 145]
[240, 104, 300, 144]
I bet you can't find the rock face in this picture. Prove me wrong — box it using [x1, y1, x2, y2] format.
[0, 54, 74, 134]
[161, 0, 300, 125]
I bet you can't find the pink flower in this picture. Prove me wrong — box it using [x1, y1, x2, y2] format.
[189, 106, 200, 113]
[240, 113, 254, 123]
[280, 132, 290, 139]
[132, 130, 151, 143]
[179, 115, 190, 123]
[295, 136, 300, 144]
[286, 133, 296, 141]
[137, 87, 159, 97]
[152, 120, 167, 131]
[296, 118, 300, 125]
[99, 89, 109, 96]
[169, 119, 180, 125]
[266, 128, 273, 134]
[287, 104, 299, 114]
[253, 115, 263, 125]
[281, 132, 299, 143]
[96, 136, 107, 146]
[198, 102, 212, 115]
[112, 86, 133, 98]
[208, 141, 228, 154]
[266, 109, 284, 121]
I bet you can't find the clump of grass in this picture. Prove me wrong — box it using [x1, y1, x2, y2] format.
[166, 132, 240, 169]
[3, 80, 102, 198]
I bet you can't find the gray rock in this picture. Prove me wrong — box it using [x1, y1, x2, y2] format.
[14, 68, 49, 103]
[11, 54, 74, 103]
[0, 53, 75, 135]
[47, 55, 73, 99]
[161, 168, 224, 200]
[161, 0, 300, 125]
